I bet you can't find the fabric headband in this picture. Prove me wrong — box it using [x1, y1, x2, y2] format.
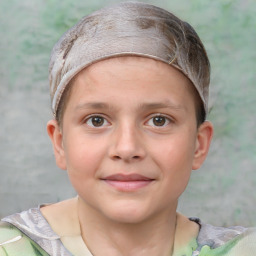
[49, 1, 210, 117]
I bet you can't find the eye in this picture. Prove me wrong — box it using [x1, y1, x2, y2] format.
[85, 115, 109, 128]
[147, 115, 171, 127]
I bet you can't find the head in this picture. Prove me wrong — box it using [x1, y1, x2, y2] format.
[49, 1, 210, 126]
[47, 2, 213, 223]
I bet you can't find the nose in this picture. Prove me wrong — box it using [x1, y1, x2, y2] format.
[109, 122, 146, 162]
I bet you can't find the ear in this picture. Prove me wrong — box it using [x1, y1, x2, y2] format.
[47, 119, 67, 170]
[192, 121, 214, 170]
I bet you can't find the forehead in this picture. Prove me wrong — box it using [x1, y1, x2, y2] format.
[74, 56, 192, 87]
[57, 56, 200, 126]
[69, 56, 196, 106]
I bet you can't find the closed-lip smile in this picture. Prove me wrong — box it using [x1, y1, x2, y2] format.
[102, 173, 155, 191]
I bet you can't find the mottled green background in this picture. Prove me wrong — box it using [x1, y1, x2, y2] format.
[0, 0, 256, 226]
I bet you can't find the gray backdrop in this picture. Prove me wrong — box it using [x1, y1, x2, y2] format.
[0, 0, 256, 227]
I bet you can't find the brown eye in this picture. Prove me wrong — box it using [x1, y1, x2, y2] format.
[153, 116, 167, 126]
[146, 115, 170, 128]
[86, 116, 108, 127]
[92, 116, 104, 126]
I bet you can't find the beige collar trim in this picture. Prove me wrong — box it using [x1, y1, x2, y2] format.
[41, 197, 199, 256]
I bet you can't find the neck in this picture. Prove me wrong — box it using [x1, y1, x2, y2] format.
[78, 198, 177, 256]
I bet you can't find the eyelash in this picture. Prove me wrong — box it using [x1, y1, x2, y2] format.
[145, 114, 172, 128]
[85, 115, 110, 128]
[83, 114, 173, 129]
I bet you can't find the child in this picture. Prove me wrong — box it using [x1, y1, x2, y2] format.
[0, 1, 255, 255]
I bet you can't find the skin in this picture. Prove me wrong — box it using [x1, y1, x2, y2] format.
[46, 56, 213, 256]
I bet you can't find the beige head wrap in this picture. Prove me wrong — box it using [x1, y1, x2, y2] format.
[49, 1, 210, 117]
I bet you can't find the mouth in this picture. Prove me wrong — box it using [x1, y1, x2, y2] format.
[101, 173, 155, 192]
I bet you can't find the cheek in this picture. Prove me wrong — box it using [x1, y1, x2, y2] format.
[152, 135, 196, 193]
[153, 134, 196, 167]
[65, 143, 103, 196]
[64, 136, 106, 177]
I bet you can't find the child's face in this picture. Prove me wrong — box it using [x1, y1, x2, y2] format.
[48, 56, 212, 223]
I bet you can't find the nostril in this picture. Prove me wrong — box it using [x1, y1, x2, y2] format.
[111, 155, 141, 161]
[112, 155, 121, 160]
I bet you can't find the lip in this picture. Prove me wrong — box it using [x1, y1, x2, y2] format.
[102, 173, 155, 192]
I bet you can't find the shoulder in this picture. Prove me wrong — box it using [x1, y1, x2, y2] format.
[196, 219, 247, 249]
[193, 219, 256, 256]
[1, 206, 72, 256]
[0, 221, 49, 255]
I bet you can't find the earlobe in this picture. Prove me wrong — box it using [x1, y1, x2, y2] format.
[192, 121, 214, 170]
[47, 120, 67, 170]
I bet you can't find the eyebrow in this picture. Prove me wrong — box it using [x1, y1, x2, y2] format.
[139, 102, 185, 111]
[75, 102, 112, 110]
[75, 101, 185, 111]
